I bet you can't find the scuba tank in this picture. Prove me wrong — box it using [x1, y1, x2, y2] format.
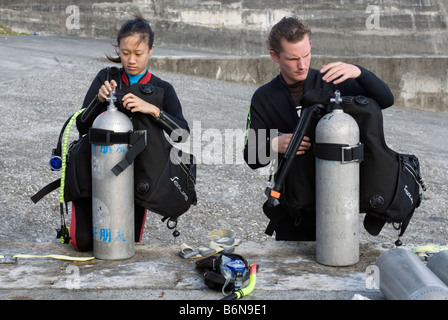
[314, 91, 363, 266]
[427, 250, 448, 287]
[376, 248, 448, 300]
[90, 90, 135, 260]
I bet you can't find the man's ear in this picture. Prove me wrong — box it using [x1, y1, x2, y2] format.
[269, 50, 280, 63]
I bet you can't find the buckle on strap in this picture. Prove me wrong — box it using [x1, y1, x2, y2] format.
[314, 142, 364, 163]
[341, 143, 364, 164]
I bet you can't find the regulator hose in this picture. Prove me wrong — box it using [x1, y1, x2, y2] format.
[60, 108, 85, 207]
[58, 108, 85, 244]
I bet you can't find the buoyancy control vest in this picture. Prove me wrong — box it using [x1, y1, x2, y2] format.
[264, 90, 425, 239]
[32, 68, 197, 231]
[116, 83, 197, 218]
[340, 95, 425, 238]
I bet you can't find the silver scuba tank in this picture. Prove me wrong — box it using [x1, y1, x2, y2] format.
[427, 250, 448, 287]
[315, 91, 361, 266]
[91, 91, 135, 260]
[376, 248, 448, 300]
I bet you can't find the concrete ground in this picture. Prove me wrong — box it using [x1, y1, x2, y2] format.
[0, 35, 447, 307]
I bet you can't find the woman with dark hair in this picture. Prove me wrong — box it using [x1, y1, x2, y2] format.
[71, 14, 190, 252]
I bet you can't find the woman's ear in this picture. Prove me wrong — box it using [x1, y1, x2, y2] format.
[148, 44, 155, 57]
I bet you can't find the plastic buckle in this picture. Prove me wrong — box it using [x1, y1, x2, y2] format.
[104, 130, 112, 145]
[96, 129, 113, 145]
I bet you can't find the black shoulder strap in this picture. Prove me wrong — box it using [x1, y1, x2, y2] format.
[31, 109, 85, 203]
[106, 66, 123, 90]
[30, 179, 61, 204]
[111, 130, 147, 176]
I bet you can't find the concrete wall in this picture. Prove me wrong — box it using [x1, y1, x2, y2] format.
[150, 55, 448, 112]
[0, 0, 447, 111]
[1, 0, 447, 55]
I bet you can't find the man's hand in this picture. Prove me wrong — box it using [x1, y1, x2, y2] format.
[320, 62, 361, 85]
[272, 134, 311, 155]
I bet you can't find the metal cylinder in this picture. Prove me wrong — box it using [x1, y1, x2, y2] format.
[315, 108, 360, 266]
[427, 250, 448, 286]
[376, 248, 448, 300]
[91, 102, 135, 260]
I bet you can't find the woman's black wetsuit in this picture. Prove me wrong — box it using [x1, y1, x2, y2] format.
[71, 67, 189, 251]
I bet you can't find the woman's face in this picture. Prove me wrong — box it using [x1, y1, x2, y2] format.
[119, 34, 153, 75]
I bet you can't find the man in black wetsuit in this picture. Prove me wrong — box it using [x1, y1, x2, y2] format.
[243, 17, 394, 241]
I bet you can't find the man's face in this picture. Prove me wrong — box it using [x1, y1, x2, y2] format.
[270, 35, 312, 85]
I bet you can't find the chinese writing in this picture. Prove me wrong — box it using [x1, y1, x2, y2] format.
[93, 227, 128, 243]
[92, 144, 127, 155]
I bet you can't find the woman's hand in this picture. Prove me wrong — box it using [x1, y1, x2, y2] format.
[122, 93, 161, 118]
[98, 80, 117, 102]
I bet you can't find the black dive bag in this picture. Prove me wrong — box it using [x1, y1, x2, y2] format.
[341, 95, 426, 237]
[195, 254, 250, 292]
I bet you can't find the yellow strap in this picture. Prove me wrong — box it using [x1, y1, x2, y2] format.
[12, 254, 94, 262]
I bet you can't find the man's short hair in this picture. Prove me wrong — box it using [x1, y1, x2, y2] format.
[267, 17, 312, 55]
